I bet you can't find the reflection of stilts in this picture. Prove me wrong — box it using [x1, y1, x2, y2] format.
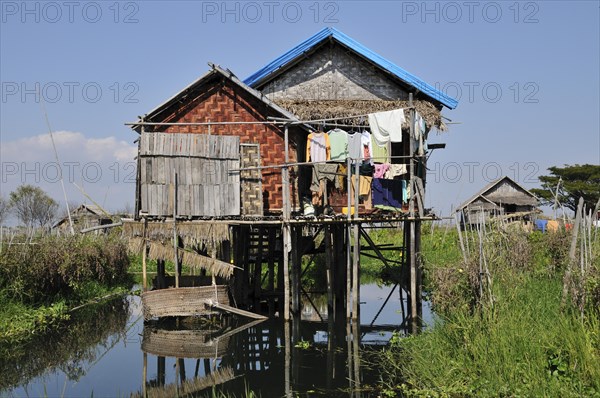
[137, 317, 265, 398]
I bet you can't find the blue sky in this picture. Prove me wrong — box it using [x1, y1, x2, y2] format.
[1, 0, 599, 217]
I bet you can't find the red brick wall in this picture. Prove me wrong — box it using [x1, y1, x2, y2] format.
[149, 78, 298, 213]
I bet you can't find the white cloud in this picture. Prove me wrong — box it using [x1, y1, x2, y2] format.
[1, 131, 137, 213]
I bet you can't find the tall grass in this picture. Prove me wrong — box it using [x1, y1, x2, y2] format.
[0, 233, 130, 304]
[0, 233, 132, 345]
[378, 224, 600, 397]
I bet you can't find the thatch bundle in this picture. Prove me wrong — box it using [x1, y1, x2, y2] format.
[123, 221, 229, 250]
[128, 236, 145, 254]
[276, 99, 446, 131]
[146, 240, 234, 279]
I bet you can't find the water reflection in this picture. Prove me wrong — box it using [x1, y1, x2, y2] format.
[2, 283, 425, 397]
[0, 298, 130, 393]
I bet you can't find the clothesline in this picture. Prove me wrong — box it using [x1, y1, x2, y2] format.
[228, 154, 420, 173]
[127, 107, 419, 128]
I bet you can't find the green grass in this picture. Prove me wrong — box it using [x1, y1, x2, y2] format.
[381, 275, 600, 397]
[378, 224, 600, 398]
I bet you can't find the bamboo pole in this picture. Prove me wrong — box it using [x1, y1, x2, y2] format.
[455, 213, 467, 262]
[142, 217, 148, 291]
[352, 159, 360, 319]
[173, 172, 179, 289]
[408, 93, 418, 333]
[346, 157, 352, 319]
[283, 125, 291, 320]
[562, 197, 584, 308]
[325, 224, 334, 317]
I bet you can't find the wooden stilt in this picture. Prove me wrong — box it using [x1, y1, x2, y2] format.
[284, 320, 291, 397]
[408, 94, 418, 334]
[352, 160, 361, 320]
[283, 224, 291, 320]
[254, 226, 264, 309]
[232, 226, 244, 307]
[325, 225, 334, 318]
[291, 227, 301, 316]
[346, 158, 352, 320]
[173, 172, 179, 289]
[334, 224, 346, 315]
[142, 217, 148, 291]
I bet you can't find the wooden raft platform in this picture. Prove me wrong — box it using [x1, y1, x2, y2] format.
[142, 285, 229, 319]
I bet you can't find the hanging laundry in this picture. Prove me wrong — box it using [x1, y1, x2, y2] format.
[384, 164, 407, 179]
[306, 131, 331, 162]
[370, 133, 389, 163]
[361, 130, 373, 165]
[372, 178, 404, 209]
[350, 174, 373, 210]
[337, 163, 348, 189]
[310, 163, 340, 192]
[374, 163, 391, 179]
[412, 112, 427, 156]
[347, 131, 363, 162]
[368, 108, 405, 144]
[327, 128, 349, 161]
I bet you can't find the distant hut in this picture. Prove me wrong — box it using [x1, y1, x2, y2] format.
[457, 176, 539, 227]
[53, 204, 112, 234]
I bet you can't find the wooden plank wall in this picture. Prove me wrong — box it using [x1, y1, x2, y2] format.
[140, 133, 241, 217]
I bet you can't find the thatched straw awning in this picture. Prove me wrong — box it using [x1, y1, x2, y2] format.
[276, 99, 446, 131]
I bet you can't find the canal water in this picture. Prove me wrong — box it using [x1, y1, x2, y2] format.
[1, 283, 432, 397]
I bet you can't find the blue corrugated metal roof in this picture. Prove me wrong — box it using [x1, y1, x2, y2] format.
[244, 27, 458, 110]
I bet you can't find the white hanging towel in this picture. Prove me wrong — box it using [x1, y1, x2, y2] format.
[368, 108, 405, 144]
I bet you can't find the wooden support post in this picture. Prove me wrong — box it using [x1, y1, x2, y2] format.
[352, 222, 360, 320]
[346, 158, 352, 320]
[408, 93, 418, 333]
[173, 172, 179, 289]
[254, 226, 264, 308]
[325, 224, 334, 318]
[291, 226, 301, 316]
[283, 223, 291, 320]
[268, 227, 276, 292]
[334, 224, 346, 315]
[232, 226, 243, 307]
[242, 226, 250, 308]
[283, 124, 291, 321]
[352, 320, 361, 394]
[284, 320, 292, 397]
[142, 217, 148, 291]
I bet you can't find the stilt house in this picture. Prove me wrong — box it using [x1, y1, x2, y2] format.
[131, 27, 457, 219]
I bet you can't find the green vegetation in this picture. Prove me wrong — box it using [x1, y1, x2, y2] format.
[0, 233, 133, 345]
[378, 224, 600, 397]
[531, 164, 600, 212]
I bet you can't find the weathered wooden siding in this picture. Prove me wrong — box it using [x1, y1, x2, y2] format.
[140, 133, 240, 217]
[259, 43, 410, 101]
